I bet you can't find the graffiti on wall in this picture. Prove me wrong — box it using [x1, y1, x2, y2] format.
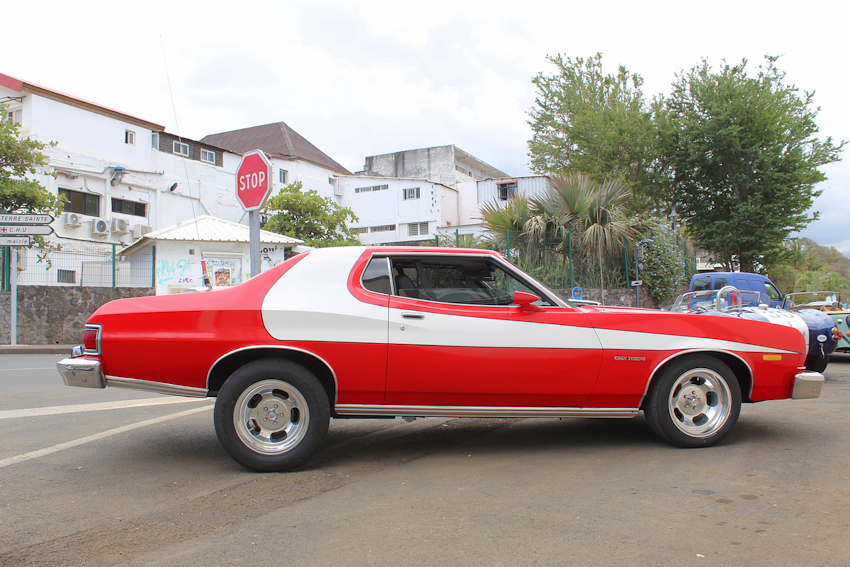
[156, 259, 191, 285]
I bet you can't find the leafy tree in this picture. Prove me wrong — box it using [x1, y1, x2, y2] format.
[263, 181, 360, 248]
[657, 56, 844, 272]
[262, 181, 360, 247]
[527, 54, 660, 210]
[765, 238, 821, 293]
[794, 270, 850, 295]
[1, 104, 63, 214]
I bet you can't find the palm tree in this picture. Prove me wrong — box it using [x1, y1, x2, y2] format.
[580, 178, 633, 304]
[480, 173, 634, 300]
[480, 196, 535, 259]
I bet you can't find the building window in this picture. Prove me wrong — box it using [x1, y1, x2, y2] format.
[370, 224, 396, 233]
[59, 188, 100, 216]
[403, 187, 420, 200]
[279, 169, 288, 184]
[354, 227, 369, 234]
[6, 108, 22, 125]
[408, 222, 429, 236]
[111, 198, 147, 217]
[355, 184, 389, 194]
[57, 269, 76, 284]
[173, 141, 189, 157]
[151, 133, 159, 150]
[200, 149, 216, 164]
[125, 130, 136, 145]
[498, 182, 517, 200]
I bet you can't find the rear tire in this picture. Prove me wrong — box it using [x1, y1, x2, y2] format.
[214, 359, 329, 472]
[644, 355, 741, 448]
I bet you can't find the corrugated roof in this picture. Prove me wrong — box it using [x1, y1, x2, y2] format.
[120, 215, 303, 255]
[201, 122, 352, 175]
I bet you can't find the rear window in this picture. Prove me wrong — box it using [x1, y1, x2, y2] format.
[714, 277, 727, 289]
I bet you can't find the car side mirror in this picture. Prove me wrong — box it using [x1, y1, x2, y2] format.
[513, 291, 544, 313]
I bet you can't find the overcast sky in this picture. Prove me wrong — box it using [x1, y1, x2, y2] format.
[6, 0, 849, 253]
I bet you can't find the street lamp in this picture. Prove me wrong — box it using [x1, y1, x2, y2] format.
[669, 207, 680, 232]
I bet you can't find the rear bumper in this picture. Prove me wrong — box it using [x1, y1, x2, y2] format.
[57, 357, 105, 389]
[792, 371, 824, 399]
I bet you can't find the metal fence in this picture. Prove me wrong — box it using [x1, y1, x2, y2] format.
[1, 241, 154, 290]
[433, 228, 697, 299]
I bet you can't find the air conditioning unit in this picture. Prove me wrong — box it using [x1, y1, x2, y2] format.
[63, 212, 82, 228]
[132, 224, 153, 239]
[111, 218, 129, 234]
[91, 219, 109, 236]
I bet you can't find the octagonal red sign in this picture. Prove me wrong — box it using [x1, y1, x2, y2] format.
[235, 150, 273, 211]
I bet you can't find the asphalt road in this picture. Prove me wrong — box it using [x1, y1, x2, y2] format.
[1, 353, 848, 566]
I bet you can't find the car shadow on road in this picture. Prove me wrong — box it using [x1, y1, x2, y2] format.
[88, 410, 820, 475]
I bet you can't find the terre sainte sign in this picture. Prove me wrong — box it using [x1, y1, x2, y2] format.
[0, 225, 54, 236]
[0, 214, 54, 224]
[0, 236, 31, 246]
[235, 150, 273, 211]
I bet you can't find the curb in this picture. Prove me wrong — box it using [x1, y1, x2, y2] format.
[0, 345, 76, 355]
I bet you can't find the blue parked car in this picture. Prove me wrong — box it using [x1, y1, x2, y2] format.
[688, 273, 839, 372]
[689, 272, 784, 308]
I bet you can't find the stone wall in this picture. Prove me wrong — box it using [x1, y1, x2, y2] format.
[0, 286, 154, 345]
[558, 287, 657, 309]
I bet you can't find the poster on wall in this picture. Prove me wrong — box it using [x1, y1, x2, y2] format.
[214, 267, 232, 287]
[202, 255, 242, 287]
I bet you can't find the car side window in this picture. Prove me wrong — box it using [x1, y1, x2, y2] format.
[362, 257, 391, 295]
[763, 282, 781, 300]
[693, 277, 711, 292]
[389, 256, 556, 306]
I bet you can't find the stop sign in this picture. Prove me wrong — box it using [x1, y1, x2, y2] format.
[235, 150, 273, 211]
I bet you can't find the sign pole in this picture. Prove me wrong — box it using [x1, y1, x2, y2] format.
[10, 247, 17, 346]
[235, 150, 273, 280]
[249, 210, 261, 278]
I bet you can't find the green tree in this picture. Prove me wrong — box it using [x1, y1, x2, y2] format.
[765, 238, 821, 293]
[527, 54, 660, 210]
[1, 104, 63, 215]
[262, 181, 360, 247]
[657, 56, 844, 272]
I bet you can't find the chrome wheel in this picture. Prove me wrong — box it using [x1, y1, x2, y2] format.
[667, 368, 733, 438]
[233, 379, 310, 455]
[645, 355, 741, 448]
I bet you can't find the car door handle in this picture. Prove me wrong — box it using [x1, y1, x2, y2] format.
[402, 313, 424, 319]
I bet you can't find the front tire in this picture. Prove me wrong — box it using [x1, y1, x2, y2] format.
[644, 355, 741, 448]
[214, 359, 329, 472]
[805, 354, 828, 373]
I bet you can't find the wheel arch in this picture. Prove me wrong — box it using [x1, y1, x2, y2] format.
[639, 350, 753, 409]
[207, 346, 338, 407]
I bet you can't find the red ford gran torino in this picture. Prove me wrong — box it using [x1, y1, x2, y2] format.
[57, 247, 824, 471]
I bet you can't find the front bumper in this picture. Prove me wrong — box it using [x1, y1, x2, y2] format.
[57, 357, 106, 389]
[792, 371, 824, 399]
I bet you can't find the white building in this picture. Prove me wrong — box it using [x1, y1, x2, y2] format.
[2, 71, 522, 276]
[0, 73, 247, 251]
[360, 145, 508, 186]
[0, 74, 337, 289]
[119, 215, 302, 295]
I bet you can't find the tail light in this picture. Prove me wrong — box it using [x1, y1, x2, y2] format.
[83, 324, 102, 355]
[832, 327, 841, 342]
